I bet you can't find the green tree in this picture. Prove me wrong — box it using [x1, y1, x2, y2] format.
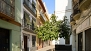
[35, 15, 71, 42]
[59, 16, 71, 44]
[35, 14, 61, 41]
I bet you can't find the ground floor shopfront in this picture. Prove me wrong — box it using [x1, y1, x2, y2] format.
[72, 28, 91, 51]
[72, 10, 91, 51]
[21, 30, 36, 51]
[0, 19, 21, 51]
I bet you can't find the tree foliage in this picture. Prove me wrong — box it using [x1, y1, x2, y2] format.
[35, 14, 61, 41]
[35, 15, 71, 41]
[59, 16, 71, 39]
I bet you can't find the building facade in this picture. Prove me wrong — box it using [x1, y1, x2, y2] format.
[0, 0, 21, 51]
[21, 0, 37, 51]
[70, 0, 91, 51]
[0, 0, 50, 51]
[36, 0, 49, 50]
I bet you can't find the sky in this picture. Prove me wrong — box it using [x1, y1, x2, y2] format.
[43, 0, 55, 14]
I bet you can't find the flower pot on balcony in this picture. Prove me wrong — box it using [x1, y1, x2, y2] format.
[73, 13, 81, 20]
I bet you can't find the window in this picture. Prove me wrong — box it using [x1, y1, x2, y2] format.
[32, 17, 36, 30]
[32, 35, 36, 47]
[0, 28, 10, 51]
[23, 12, 32, 29]
[0, 0, 15, 18]
[23, 11, 36, 30]
[24, 12, 30, 25]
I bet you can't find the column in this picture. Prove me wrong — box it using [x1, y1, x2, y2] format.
[82, 31, 85, 51]
[76, 34, 78, 51]
[30, 35, 32, 48]
[72, 31, 76, 51]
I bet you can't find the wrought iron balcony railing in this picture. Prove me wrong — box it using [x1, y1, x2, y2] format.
[40, 11, 46, 21]
[73, 9, 80, 17]
[73, 2, 79, 10]
[23, 0, 32, 9]
[70, 10, 80, 21]
[22, 15, 36, 32]
[70, 14, 75, 25]
[32, 3, 36, 14]
[23, 0, 36, 15]
[32, 0, 36, 6]
[0, 0, 15, 19]
[71, 2, 80, 20]
[79, 0, 84, 4]
[31, 18, 36, 30]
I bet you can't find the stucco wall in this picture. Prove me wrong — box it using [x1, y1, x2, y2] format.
[11, 30, 21, 51]
[72, 4, 91, 51]
[76, 5, 91, 34]
[15, 0, 22, 23]
[0, 18, 21, 51]
[0, 0, 22, 51]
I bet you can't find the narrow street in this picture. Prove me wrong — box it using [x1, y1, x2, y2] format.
[0, 0, 91, 51]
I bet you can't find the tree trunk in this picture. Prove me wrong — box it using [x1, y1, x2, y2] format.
[65, 38, 70, 44]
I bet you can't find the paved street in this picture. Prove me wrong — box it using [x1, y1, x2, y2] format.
[36, 45, 55, 51]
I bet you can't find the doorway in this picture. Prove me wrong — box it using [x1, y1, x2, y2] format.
[85, 28, 91, 51]
[0, 28, 10, 51]
[24, 35, 28, 51]
[78, 32, 82, 51]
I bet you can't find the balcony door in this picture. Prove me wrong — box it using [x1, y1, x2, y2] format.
[0, 28, 10, 51]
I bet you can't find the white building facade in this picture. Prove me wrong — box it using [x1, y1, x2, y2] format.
[52, 0, 72, 45]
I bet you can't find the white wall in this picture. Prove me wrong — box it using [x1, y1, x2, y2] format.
[55, 0, 72, 21]
[55, 0, 68, 20]
[53, 0, 72, 45]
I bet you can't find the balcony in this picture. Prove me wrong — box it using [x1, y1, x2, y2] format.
[32, 0, 36, 7]
[40, 11, 46, 22]
[23, 0, 36, 16]
[23, 12, 36, 33]
[32, 3, 36, 14]
[38, 0, 46, 12]
[79, 0, 91, 11]
[0, 0, 15, 19]
[73, 13, 81, 20]
[32, 18, 36, 31]
[72, 2, 81, 20]
[0, 0, 20, 26]
[23, 19, 36, 33]
[70, 14, 75, 25]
